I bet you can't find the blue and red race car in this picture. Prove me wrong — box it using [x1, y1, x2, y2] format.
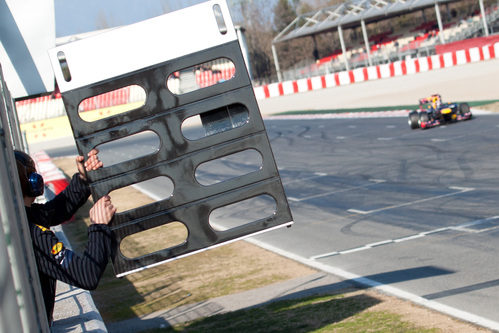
[408, 94, 472, 129]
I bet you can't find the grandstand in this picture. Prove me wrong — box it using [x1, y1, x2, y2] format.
[272, 0, 499, 81]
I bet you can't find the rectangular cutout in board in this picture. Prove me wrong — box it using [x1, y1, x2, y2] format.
[49, 0, 293, 277]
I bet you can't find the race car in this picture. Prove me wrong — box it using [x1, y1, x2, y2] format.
[408, 94, 472, 129]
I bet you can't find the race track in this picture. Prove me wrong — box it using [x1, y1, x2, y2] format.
[251, 114, 499, 329]
[42, 58, 499, 330]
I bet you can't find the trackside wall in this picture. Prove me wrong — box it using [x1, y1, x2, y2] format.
[253, 42, 499, 100]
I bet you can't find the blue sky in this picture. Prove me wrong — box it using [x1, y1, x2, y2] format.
[54, 0, 208, 37]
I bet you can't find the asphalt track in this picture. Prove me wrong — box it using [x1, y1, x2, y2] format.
[41, 59, 499, 330]
[252, 114, 499, 330]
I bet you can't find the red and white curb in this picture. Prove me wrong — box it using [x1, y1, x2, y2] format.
[254, 42, 499, 100]
[32, 151, 69, 196]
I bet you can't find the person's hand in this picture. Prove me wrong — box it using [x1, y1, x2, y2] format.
[89, 195, 116, 225]
[77, 149, 103, 181]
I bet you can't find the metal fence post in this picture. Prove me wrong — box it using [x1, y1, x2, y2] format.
[0, 64, 49, 333]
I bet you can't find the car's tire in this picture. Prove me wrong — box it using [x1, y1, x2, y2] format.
[408, 111, 419, 129]
[459, 103, 471, 116]
[419, 111, 429, 127]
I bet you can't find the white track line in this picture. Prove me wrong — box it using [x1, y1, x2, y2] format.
[288, 179, 386, 202]
[132, 182, 499, 330]
[245, 237, 499, 332]
[347, 186, 474, 215]
[282, 172, 327, 186]
[132, 184, 163, 201]
[310, 217, 499, 261]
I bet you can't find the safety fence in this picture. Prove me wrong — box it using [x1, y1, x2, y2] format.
[254, 41, 499, 100]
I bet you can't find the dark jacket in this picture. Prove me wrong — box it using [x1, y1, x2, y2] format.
[25, 173, 113, 324]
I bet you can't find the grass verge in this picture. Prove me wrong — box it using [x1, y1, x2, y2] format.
[273, 100, 499, 116]
[147, 291, 438, 333]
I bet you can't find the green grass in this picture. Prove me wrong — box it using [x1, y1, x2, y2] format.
[273, 99, 499, 116]
[143, 293, 439, 333]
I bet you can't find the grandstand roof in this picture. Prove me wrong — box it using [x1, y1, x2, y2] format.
[273, 0, 461, 43]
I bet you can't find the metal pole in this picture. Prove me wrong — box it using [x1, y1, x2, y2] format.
[479, 0, 490, 36]
[0, 194, 24, 333]
[0, 74, 22, 150]
[6, 91, 24, 151]
[235, 25, 254, 80]
[0, 64, 49, 333]
[271, 43, 283, 82]
[435, 3, 445, 44]
[361, 19, 372, 67]
[338, 25, 349, 71]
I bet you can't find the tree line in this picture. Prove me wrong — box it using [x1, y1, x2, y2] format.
[231, 0, 494, 84]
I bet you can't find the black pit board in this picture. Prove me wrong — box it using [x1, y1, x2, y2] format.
[49, 0, 293, 277]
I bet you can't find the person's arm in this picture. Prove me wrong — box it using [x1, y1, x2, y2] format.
[31, 196, 116, 290]
[31, 149, 104, 227]
[30, 173, 91, 227]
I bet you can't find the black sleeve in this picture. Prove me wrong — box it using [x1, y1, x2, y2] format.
[30, 173, 91, 228]
[31, 223, 113, 290]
